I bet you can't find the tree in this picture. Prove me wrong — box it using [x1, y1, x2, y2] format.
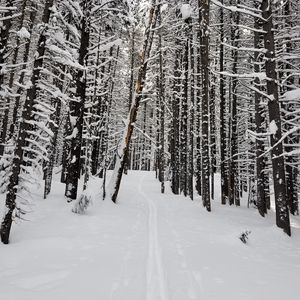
[0, 0, 55, 244]
[64, 0, 91, 201]
[199, 0, 211, 211]
[261, 0, 291, 235]
[107, 0, 158, 203]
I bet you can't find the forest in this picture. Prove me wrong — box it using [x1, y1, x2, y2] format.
[0, 0, 300, 246]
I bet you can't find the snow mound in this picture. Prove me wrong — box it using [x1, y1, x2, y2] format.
[284, 88, 300, 101]
[17, 27, 30, 39]
[72, 190, 93, 214]
[180, 4, 192, 20]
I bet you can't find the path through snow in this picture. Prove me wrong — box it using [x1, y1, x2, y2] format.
[1, 171, 300, 300]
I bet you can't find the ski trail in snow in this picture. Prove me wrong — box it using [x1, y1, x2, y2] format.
[108, 202, 144, 300]
[162, 199, 204, 299]
[138, 174, 169, 300]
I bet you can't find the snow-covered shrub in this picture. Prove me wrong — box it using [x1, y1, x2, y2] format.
[72, 191, 93, 214]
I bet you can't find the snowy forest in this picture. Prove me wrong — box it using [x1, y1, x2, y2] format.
[0, 0, 300, 298]
[1, 0, 300, 238]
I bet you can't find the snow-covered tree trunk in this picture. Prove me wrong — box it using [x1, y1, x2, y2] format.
[228, 0, 240, 206]
[261, 0, 291, 235]
[9, 3, 37, 139]
[106, 0, 158, 203]
[219, 1, 228, 205]
[64, 0, 90, 201]
[0, 0, 16, 156]
[281, 0, 299, 216]
[170, 47, 181, 195]
[0, 0, 54, 244]
[254, 6, 268, 217]
[199, 0, 211, 211]
[157, 5, 165, 194]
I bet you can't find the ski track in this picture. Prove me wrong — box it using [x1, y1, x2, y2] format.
[1, 172, 300, 300]
[108, 206, 143, 300]
[162, 199, 205, 300]
[138, 173, 169, 300]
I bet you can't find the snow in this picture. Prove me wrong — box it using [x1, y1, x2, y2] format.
[269, 120, 278, 135]
[284, 88, 300, 101]
[16, 27, 30, 39]
[180, 4, 192, 20]
[1, 171, 300, 300]
[161, 4, 168, 13]
[65, 128, 78, 140]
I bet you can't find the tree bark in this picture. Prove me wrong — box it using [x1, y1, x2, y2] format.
[199, 0, 211, 211]
[219, 1, 228, 205]
[261, 0, 291, 235]
[254, 5, 268, 217]
[64, 0, 90, 201]
[0, 0, 16, 156]
[228, 0, 240, 206]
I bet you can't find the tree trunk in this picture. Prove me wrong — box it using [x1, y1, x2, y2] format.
[0, 0, 54, 244]
[8, 4, 37, 140]
[158, 7, 165, 193]
[64, 0, 90, 201]
[228, 0, 240, 206]
[0, 0, 16, 156]
[171, 48, 181, 195]
[254, 6, 268, 217]
[261, 0, 291, 236]
[106, 1, 158, 203]
[199, 0, 211, 211]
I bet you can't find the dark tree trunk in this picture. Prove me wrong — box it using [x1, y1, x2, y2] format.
[261, 0, 291, 236]
[0, 0, 54, 244]
[228, 0, 240, 206]
[158, 6, 165, 193]
[219, 1, 228, 205]
[199, 0, 211, 211]
[254, 7, 268, 217]
[64, 0, 90, 201]
[44, 82, 63, 198]
[8, 4, 37, 140]
[171, 49, 181, 195]
[180, 30, 189, 197]
[195, 30, 202, 197]
[188, 24, 195, 201]
[0, 0, 15, 156]
[0, 0, 14, 88]
[282, 1, 299, 216]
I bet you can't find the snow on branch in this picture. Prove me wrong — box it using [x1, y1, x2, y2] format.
[218, 71, 267, 80]
[259, 126, 300, 159]
[221, 42, 267, 54]
[212, 0, 264, 20]
[283, 88, 300, 102]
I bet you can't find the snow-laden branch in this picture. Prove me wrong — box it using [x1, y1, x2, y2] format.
[259, 126, 300, 159]
[218, 71, 267, 80]
[211, 0, 265, 20]
[222, 42, 267, 53]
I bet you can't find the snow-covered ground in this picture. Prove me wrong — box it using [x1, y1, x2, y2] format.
[1, 171, 300, 300]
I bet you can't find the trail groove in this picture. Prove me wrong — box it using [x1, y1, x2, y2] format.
[138, 174, 169, 300]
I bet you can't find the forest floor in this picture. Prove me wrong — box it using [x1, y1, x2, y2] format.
[0, 171, 300, 300]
